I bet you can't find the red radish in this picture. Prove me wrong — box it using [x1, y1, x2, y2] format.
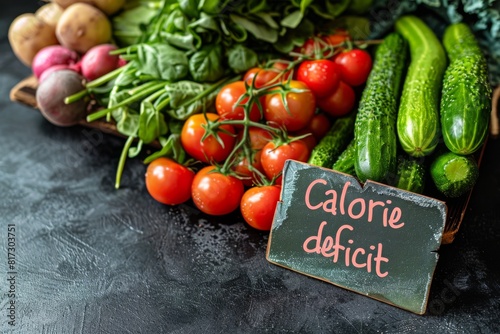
[32, 45, 79, 79]
[80, 44, 120, 81]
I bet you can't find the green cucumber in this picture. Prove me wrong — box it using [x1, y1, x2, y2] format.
[430, 151, 479, 198]
[308, 112, 356, 168]
[395, 15, 447, 157]
[440, 23, 491, 155]
[392, 157, 426, 194]
[354, 32, 407, 182]
[332, 139, 356, 175]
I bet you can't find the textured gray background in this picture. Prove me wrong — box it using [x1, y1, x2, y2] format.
[1, 2, 499, 333]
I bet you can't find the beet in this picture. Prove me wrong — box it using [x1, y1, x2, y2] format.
[36, 70, 88, 127]
[38, 63, 80, 83]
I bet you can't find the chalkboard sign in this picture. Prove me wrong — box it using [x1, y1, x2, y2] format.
[266, 160, 447, 314]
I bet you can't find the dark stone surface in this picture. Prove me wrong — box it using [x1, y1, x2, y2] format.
[1, 2, 499, 333]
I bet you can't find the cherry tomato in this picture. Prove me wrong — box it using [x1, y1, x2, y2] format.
[145, 158, 195, 205]
[244, 61, 292, 88]
[240, 185, 281, 231]
[260, 139, 310, 184]
[317, 81, 356, 118]
[181, 113, 236, 163]
[306, 113, 332, 140]
[293, 37, 332, 59]
[216, 81, 261, 123]
[297, 59, 341, 98]
[247, 127, 274, 150]
[243, 68, 270, 89]
[264, 80, 316, 132]
[232, 150, 264, 187]
[294, 38, 316, 57]
[191, 166, 245, 216]
[324, 30, 350, 45]
[334, 49, 372, 86]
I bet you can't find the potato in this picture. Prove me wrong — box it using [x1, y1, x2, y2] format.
[56, 3, 112, 54]
[53, 0, 126, 15]
[35, 2, 64, 28]
[36, 69, 88, 127]
[8, 13, 59, 66]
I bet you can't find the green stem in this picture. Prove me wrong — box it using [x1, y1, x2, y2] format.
[109, 45, 139, 55]
[86, 63, 130, 88]
[86, 82, 165, 122]
[127, 80, 162, 96]
[64, 89, 90, 105]
[64, 64, 131, 104]
[115, 136, 135, 189]
[145, 89, 165, 103]
[177, 75, 239, 109]
[155, 97, 171, 111]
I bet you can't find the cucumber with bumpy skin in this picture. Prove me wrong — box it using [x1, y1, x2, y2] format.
[440, 23, 491, 155]
[392, 157, 426, 194]
[430, 151, 479, 198]
[395, 15, 447, 157]
[354, 32, 407, 182]
[308, 112, 355, 168]
[332, 139, 356, 175]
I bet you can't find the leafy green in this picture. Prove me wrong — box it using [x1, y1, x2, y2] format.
[189, 44, 225, 82]
[136, 44, 189, 81]
[138, 101, 168, 144]
[164, 81, 221, 120]
[227, 44, 259, 73]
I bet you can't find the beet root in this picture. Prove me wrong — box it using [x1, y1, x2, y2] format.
[36, 70, 88, 127]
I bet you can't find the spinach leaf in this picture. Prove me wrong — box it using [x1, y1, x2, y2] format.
[128, 139, 144, 158]
[281, 10, 304, 28]
[138, 101, 168, 144]
[136, 44, 189, 81]
[220, 19, 248, 42]
[116, 109, 140, 137]
[178, 0, 200, 18]
[189, 44, 225, 82]
[274, 19, 315, 53]
[227, 44, 258, 73]
[143, 134, 186, 164]
[200, 0, 223, 14]
[230, 14, 279, 43]
[187, 12, 222, 48]
[164, 81, 220, 120]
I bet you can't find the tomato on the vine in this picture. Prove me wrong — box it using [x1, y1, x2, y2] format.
[323, 30, 351, 55]
[317, 81, 355, 118]
[232, 151, 264, 187]
[246, 127, 274, 150]
[243, 61, 292, 88]
[181, 113, 236, 163]
[191, 166, 245, 216]
[305, 113, 332, 140]
[240, 185, 281, 231]
[334, 49, 372, 87]
[145, 158, 195, 205]
[260, 139, 310, 184]
[215, 81, 261, 123]
[264, 80, 316, 132]
[297, 59, 341, 98]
